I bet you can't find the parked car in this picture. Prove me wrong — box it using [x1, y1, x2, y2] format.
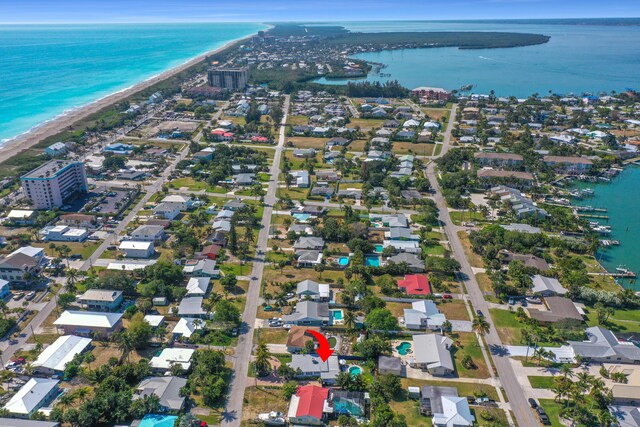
[528, 398, 538, 409]
[25, 291, 36, 301]
[476, 309, 484, 317]
[442, 294, 453, 300]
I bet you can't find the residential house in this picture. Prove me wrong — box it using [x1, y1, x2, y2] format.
[609, 405, 640, 427]
[3, 378, 60, 418]
[397, 274, 431, 295]
[232, 173, 255, 186]
[6, 210, 37, 226]
[378, 355, 402, 375]
[432, 395, 475, 427]
[288, 385, 329, 426]
[568, 326, 640, 364]
[383, 240, 420, 253]
[177, 297, 208, 318]
[316, 170, 340, 181]
[103, 142, 134, 155]
[150, 348, 195, 372]
[296, 250, 323, 267]
[59, 213, 96, 228]
[286, 326, 320, 353]
[604, 364, 640, 405]
[171, 317, 204, 340]
[44, 142, 68, 157]
[32, 335, 92, 375]
[134, 376, 188, 413]
[477, 169, 535, 188]
[403, 300, 447, 330]
[409, 334, 455, 376]
[53, 310, 123, 338]
[296, 280, 330, 301]
[531, 275, 568, 296]
[385, 227, 420, 241]
[182, 259, 220, 278]
[293, 149, 316, 158]
[420, 386, 458, 417]
[185, 277, 210, 296]
[0, 253, 41, 287]
[527, 296, 584, 324]
[153, 202, 182, 220]
[130, 225, 166, 242]
[77, 289, 124, 311]
[369, 213, 408, 228]
[290, 170, 310, 188]
[119, 240, 155, 258]
[387, 253, 425, 272]
[294, 236, 325, 251]
[499, 250, 550, 272]
[288, 354, 340, 384]
[282, 301, 330, 326]
[200, 244, 222, 260]
[0, 419, 60, 427]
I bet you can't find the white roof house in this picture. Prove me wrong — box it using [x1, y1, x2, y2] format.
[119, 240, 154, 258]
[33, 335, 92, 373]
[410, 333, 455, 375]
[172, 317, 203, 338]
[3, 378, 59, 416]
[150, 348, 195, 371]
[54, 310, 123, 329]
[9, 245, 45, 260]
[432, 395, 475, 427]
[531, 274, 568, 296]
[186, 277, 211, 296]
[144, 314, 165, 328]
[7, 210, 36, 221]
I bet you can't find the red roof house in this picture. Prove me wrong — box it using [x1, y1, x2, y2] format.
[288, 385, 329, 425]
[397, 274, 431, 295]
[201, 244, 222, 260]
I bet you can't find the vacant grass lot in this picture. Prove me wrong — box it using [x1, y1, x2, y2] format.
[287, 137, 328, 149]
[452, 332, 490, 379]
[528, 376, 555, 389]
[392, 141, 436, 156]
[489, 308, 523, 345]
[437, 300, 470, 320]
[400, 378, 498, 400]
[585, 307, 640, 333]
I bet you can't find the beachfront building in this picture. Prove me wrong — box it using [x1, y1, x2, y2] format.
[20, 160, 88, 209]
[207, 67, 248, 90]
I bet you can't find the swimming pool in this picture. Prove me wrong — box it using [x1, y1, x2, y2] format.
[375, 244, 384, 253]
[331, 309, 344, 325]
[395, 341, 412, 356]
[348, 365, 362, 376]
[365, 255, 380, 267]
[338, 256, 350, 266]
[138, 415, 178, 427]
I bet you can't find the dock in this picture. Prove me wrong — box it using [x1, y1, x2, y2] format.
[589, 272, 637, 279]
[577, 213, 609, 220]
[573, 206, 607, 213]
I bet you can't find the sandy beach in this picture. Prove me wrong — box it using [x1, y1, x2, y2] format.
[0, 31, 259, 166]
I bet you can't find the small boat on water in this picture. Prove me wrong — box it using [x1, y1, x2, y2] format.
[616, 265, 631, 274]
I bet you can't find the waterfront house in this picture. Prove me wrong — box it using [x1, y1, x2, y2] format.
[528, 296, 583, 324]
[45, 142, 68, 157]
[531, 275, 568, 296]
[543, 155, 593, 174]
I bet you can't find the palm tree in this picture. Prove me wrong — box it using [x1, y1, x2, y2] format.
[56, 393, 74, 411]
[115, 332, 134, 362]
[0, 301, 8, 320]
[65, 269, 78, 289]
[560, 363, 574, 379]
[344, 311, 356, 332]
[471, 316, 490, 336]
[254, 342, 271, 376]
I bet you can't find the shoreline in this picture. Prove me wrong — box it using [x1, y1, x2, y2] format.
[0, 28, 264, 165]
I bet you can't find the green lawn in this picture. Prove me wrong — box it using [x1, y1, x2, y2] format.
[528, 376, 555, 389]
[423, 244, 446, 256]
[389, 398, 431, 427]
[452, 332, 490, 379]
[585, 307, 640, 333]
[489, 309, 523, 345]
[168, 177, 213, 191]
[538, 399, 575, 427]
[449, 210, 485, 225]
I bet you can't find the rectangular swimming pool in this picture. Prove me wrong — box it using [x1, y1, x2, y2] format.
[365, 255, 380, 267]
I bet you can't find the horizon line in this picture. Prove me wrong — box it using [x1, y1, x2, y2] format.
[1, 16, 639, 25]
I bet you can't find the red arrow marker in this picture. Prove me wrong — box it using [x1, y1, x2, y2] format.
[306, 329, 334, 362]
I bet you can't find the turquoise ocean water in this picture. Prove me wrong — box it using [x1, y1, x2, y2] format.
[0, 23, 266, 143]
[316, 20, 640, 97]
[572, 167, 640, 291]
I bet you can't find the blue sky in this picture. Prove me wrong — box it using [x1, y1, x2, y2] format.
[1, 0, 639, 23]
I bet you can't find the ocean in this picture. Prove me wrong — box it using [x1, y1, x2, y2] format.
[315, 20, 640, 97]
[0, 23, 266, 143]
[572, 167, 640, 291]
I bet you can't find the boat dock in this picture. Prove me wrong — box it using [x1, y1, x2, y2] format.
[577, 213, 609, 220]
[573, 206, 607, 213]
[589, 271, 637, 279]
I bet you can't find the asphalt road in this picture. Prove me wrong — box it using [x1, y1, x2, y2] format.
[425, 104, 538, 427]
[221, 95, 290, 427]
